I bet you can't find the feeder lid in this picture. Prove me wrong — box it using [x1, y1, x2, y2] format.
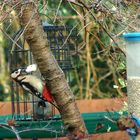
[42, 21, 53, 27]
[123, 32, 140, 41]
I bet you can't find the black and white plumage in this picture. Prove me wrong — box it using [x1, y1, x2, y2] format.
[11, 69, 43, 99]
[10, 68, 57, 108]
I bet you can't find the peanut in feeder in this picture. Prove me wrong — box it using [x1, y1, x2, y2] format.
[123, 32, 140, 119]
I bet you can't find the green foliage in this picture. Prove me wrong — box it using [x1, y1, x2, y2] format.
[56, 1, 129, 99]
[2, 0, 140, 100]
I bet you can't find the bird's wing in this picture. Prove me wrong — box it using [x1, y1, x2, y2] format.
[21, 75, 43, 93]
[21, 82, 43, 99]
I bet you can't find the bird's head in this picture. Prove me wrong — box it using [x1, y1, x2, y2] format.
[11, 68, 25, 79]
[11, 69, 21, 79]
[10, 64, 37, 79]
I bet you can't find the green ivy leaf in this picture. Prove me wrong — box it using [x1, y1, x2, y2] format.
[118, 78, 126, 88]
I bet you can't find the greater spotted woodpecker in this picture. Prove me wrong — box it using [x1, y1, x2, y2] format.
[11, 68, 58, 109]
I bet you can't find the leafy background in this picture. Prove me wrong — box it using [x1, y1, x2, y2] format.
[0, 0, 140, 101]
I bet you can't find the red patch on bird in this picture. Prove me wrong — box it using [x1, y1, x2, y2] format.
[42, 85, 53, 103]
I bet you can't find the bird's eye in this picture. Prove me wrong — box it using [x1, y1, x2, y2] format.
[15, 71, 18, 74]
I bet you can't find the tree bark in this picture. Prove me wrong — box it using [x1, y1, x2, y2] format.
[15, 1, 89, 139]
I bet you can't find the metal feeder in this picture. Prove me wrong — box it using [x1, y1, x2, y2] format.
[9, 24, 77, 121]
[123, 32, 140, 118]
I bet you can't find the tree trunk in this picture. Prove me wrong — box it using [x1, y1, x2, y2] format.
[15, 1, 89, 139]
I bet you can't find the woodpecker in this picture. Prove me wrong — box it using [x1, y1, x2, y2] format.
[11, 68, 58, 109]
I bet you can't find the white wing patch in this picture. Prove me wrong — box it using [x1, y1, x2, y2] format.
[26, 64, 37, 73]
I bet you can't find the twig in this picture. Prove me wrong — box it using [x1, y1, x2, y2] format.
[0, 125, 22, 140]
[104, 116, 117, 124]
[68, 1, 84, 19]
[77, 21, 92, 36]
[77, 0, 119, 48]
[53, 0, 62, 23]
[67, 0, 83, 7]
[11, 126, 22, 140]
[18, 128, 61, 134]
[61, 23, 78, 49]
[0, 28, 22, 50]
[11, 0, 49, 52]
[0, 1, 22, 23]
[12, 6, 37, 50]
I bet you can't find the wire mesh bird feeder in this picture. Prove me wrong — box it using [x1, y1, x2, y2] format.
[123, 32, 140, 119]
[9, 24, 77, 121]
